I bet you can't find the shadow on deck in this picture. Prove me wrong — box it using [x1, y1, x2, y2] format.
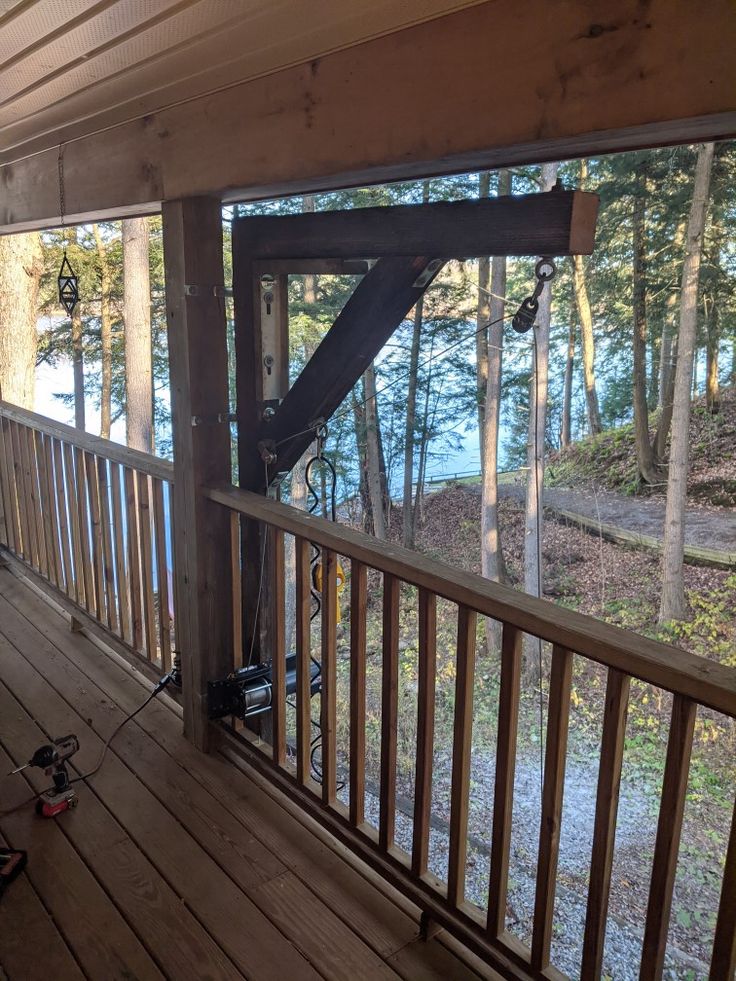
[0, 566, 494, 981]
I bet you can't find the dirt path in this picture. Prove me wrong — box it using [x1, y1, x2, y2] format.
[494, 482, 736, 565]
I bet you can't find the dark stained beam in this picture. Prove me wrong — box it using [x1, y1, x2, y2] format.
[236, 191, 599, 260]
[261, 255, 440, 478]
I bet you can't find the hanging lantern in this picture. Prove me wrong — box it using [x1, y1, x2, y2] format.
[57, 251, 78, 316]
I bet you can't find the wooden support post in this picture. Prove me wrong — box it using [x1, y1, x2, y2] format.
[163, 196, 233, 751]
[233, 245, 289, 741]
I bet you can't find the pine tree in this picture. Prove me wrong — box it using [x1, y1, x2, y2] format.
[660, 142, 715, 623]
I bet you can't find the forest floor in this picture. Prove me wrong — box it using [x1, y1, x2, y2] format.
[361, 478, 735, 979]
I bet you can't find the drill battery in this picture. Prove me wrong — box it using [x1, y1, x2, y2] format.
[0, 848, 27, 900]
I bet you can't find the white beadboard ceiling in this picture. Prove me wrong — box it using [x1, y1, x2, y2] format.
[0, 0, 485, 163]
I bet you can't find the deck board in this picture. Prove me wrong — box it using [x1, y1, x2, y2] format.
[0, 744, 163, 981]
[0, 567, 490, 981]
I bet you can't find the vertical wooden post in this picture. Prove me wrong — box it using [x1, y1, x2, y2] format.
[163, 196, 233, 751]
[233, 235, 289, 741]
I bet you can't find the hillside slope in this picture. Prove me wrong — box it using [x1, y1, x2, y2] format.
[548, 387, 735, 505]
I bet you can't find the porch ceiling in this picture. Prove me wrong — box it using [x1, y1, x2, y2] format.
[0, 0, 484, 163]
[0, 0, 734, 232]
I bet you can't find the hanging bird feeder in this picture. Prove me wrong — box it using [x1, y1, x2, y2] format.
[57, 252, 79, 316]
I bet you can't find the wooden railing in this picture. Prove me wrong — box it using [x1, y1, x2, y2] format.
[0, 401, 175, 674]
[207, 484, 736, 981]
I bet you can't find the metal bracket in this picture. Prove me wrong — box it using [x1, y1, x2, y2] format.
[191, 412, 236, 426]
[184, 284, 232, 298]
[413, 259, 443, 288]
[257, 439, 278, 465]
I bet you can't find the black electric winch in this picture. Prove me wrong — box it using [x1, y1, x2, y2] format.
[207, 654, 321, 721]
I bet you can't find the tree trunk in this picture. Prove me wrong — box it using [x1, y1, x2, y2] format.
[704, 185, 725, 415]
[402, 181, 430, 547]
[364, 363, 386, 540]
[413, 335, 436, 534]
[72, 307, 85, 429]
[561, 312, 575, 449]
[0, 233, 42, 409]
[402, 295, 424, 547]
[352, 392, 372, 531]
[655, 219, 687, 457]
[572, 160, 602, 436]
[476, 173, 491, 459]
[122, 218, 153, 452]
[705, 310, 721, 414]
[524, 163, 559, 617]
[481, 167, 511, 651]
[92, 224, 113, 439]
[659, 142, 714, 623]
[631, 158, 658, 484]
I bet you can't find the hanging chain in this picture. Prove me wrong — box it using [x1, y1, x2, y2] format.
[56, 141, 79, 316]
[511, 256, 557, 333]
[58, 144, 66, 230]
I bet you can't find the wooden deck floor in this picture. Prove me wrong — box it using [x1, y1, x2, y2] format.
[0, 566, 496, 981]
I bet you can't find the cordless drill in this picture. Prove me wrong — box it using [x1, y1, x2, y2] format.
[11, 735, 80, 817]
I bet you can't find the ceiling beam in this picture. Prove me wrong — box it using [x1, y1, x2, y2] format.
[236, 191, 599, 259]
[0, 0, 734, 233]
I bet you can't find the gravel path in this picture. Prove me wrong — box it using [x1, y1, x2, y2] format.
[494, 483, 736, 555]
[353, 745, 713, 980]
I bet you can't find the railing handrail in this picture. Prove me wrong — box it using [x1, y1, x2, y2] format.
[206, 482, 736, 719]
[0, 400, 174, 483]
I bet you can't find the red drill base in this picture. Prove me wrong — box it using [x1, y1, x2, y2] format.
[35, 790, 78, 818]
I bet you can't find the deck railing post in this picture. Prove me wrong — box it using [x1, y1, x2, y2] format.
[163, 196, 233, 751]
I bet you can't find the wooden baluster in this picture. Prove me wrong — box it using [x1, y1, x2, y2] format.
[35, 432, 55, 581]
[711, 796, 736, 980]
[137, 471, 158, 661]
[96, 457, 117, 632]
[51, 439, 72, 595]
[230, 511, 243, 670]
[0, 416, 17, 553]
[18, 425, 40, 569]
[295, 536, 312, 786]
[487, 622, 522, 937]
[640, 694, 696, 980]
[11, 423, 31, 563]
[412, 589, 436, 876]
[43, 434, 64, 588]
[270, 526, 286, 766]
[532, 645, 574, 969]
[0, 415, 12, 551]
[4, 419, 22, 555]
[110, 462, 129, 642]
[447, 605, 477, 908]
[320, 548, 338, 804]
[84, 450, 105, 622]
[124, 466, 143, 652]
[152, 478, 172, 671]
[74, 447, 95, 614]
[349, 559, 367, 826]
[29, 429, 48, 575]
[581, 669, 630, 979]
[36, 433, 55, 584]
[379, 573, 400, 851]
[63, 442, 85, 606]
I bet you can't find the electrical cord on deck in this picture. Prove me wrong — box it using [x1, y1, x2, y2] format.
[70, 673, 173, 786]
[0, 674, 173, 817]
